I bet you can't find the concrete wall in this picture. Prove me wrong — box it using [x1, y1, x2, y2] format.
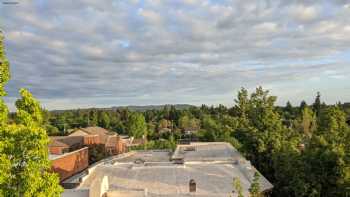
[62, 189, 89, 197]
[51, 147, 89, 181]
[89, 176, 109, 197]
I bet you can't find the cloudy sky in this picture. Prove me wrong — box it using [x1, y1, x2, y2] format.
[1, 0, 350, 110]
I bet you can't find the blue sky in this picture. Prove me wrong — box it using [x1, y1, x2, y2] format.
[1, 0, 350, 110]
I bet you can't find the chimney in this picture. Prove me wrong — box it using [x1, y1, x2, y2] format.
[189, 179, 196, 193]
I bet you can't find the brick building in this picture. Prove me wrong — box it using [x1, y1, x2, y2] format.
[50, 147, 89, 181]
[49, 136, 84, 154]
[68, 126, 127, 155]
[49, 127, 127, 182]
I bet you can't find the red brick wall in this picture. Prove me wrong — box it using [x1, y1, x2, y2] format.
[105, 136, 127, 155]
[49, 146, 65, 155]
[83, 135, 100, 145]
[116, 136, 127, 154]
[51, 147, 89, 181]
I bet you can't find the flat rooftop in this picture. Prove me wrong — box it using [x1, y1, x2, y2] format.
[114, 150, 172, 163]
[76, 142, 273, 197]
[172, 142, 240, 162]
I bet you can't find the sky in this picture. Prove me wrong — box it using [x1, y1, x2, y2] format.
[1, 0, 350, 110]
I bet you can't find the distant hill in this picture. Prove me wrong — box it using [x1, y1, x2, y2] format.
[50, 104, 195, 113]
[111, 104, 194, 112]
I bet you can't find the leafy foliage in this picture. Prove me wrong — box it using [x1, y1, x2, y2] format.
[126, 112, 147, 138]
[26, 84, 350, 197]
[249, 172, 262, 197]
[233, 177, 244, 197]
[0, 33, 62, 196]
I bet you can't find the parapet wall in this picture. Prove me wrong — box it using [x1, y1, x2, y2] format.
[51, 147, 89, 181]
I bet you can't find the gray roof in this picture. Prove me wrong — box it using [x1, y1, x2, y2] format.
[114, 150, 172, 163]
[69, 127, 115, 144]
[49, 136, 83, 147]
[172, 142, 240, 162]
[77, 142, 273, 196]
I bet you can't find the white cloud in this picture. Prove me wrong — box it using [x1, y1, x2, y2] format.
[2, 0, 350, 109]
[138, 9, 163, 24]
[253, 22, 279, 33]
[289, 4, 319, 22]
[182, 0, 199, 5]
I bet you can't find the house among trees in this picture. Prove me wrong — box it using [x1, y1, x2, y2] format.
[48, 127, 128, 182]
[68, 126, 127, 155]
[119, 135, 148, 149]
[49, 136, 85, 154]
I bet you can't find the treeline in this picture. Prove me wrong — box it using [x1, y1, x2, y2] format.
[43, 87, 350, 197]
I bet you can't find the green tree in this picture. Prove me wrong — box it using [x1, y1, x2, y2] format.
[312, 92, 322, 117]
[0, 33, 62, 196]
[199, 115, 220, 141]
[179, 115, 200, 131]
[158, 119, 171, 130]
[282, 101, 295, 128]
[234, 87, 249, 119]
[233, 177, 244, 197]
[299, 100, 307, 114]
[294, 107, 317, 139]
[0, 32, 10, 98]
[45, 124, 60, 136]
[0, 32, 10, 125]
[127, 112, 147, 138]
[147, 122, 156, 139]
[234, 87, 286, 177]
[179, 115, 190, 130]
[88, 110, 98, 126]
[249, 172, 261, 197]
[98, 111, 110, 129]
[302, 106, 350, 196]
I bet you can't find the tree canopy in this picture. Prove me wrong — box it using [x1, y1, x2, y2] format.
[126, 112, 147, 138]
[38, 86, 350, 197]
[0, 32, 62, 196]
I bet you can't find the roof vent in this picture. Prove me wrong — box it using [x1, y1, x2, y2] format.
[134, 158, 145, 164]
[189, 179, 196, 193]
[173, 158, 184, 164]
[184, 146, 195, 151]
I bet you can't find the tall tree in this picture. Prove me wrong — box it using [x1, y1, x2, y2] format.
[158, 119, 171, 130]
[302, 106, 350, 196]
[127, 112, 147, 138]
[199, 115, 221, 141]
[0, 32, 10, 125]
[233, 177, 244, 197]
[98, 111, 110, 129]
[294, 107, 317, 139]
[249, 172, 261, 197]
[0, 31, 10, 98]
[179, 115, 200, 131]
[284, 101, 295, 127]
[299, 100, 307, 113]
[0, 32, 62, 196]
[285, 101, 293, 116]
[88, 109, 98, 126]
[234, 87, 249, 119]
[312, 92, 322, 117]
